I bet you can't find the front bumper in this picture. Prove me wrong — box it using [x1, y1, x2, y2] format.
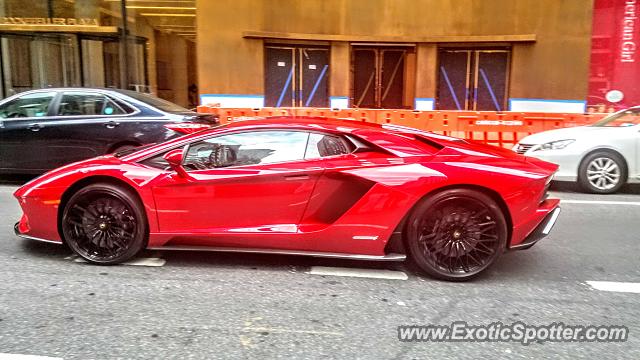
[510, 207, 561, 250]
[14, 222, 61, 244]
[521, 150, 580, 182]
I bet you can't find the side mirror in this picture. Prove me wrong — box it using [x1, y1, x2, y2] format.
[163, 149, 189, 178]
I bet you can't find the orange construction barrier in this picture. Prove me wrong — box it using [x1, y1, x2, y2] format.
[195, 106, 608, 148]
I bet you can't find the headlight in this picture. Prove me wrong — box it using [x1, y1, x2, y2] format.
[535, 139, 575, 151]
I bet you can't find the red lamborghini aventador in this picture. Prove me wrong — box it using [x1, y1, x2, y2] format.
[13, 117, 560, 281]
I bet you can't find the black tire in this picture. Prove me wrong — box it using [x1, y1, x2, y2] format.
[61, 183, 147, 264]
[578, 151, 627, 194]
[406, 189, 508, 281]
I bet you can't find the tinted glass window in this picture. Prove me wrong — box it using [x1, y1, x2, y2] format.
[305, 133, 352, 158]
[184, 131, 309, 170]
[141, 153, 170, 170]
[0, 91, 56, 118]
[592, 109, 640, 127]
[58, 92, 129, 116]
[115, 89, 191, 113]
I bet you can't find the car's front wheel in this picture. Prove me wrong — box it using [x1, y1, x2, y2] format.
[406, 189, 508, 281]
[61, 183, 147, 264]
[578, 151, 627, 194]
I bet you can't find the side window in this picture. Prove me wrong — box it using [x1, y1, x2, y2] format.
[57, 92, 129, 116]
[305, 133, 352, 159]
[141, 152, 170, 170]
[602, 111, 640, 127]
[0, 92, 56, 118]
[183, 131, 309, 170]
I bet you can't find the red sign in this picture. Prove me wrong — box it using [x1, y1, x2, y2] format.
[588, 0, 640, 111]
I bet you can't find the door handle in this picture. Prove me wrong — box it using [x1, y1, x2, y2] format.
[284, 174, 310, 181]
[27, 123, 42, 131]
[105, 121, 120, 129]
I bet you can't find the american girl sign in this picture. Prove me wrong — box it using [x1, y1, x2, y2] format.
[588, 0, 640, 111]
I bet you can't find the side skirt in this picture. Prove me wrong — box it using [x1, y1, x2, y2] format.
[147, 245, 407, 262]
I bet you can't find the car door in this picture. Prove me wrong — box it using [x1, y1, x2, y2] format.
[299, 132, 395, 225]
[0, 91, 58, 171]
[36, 90, 137, 169]
[150, 130, 324, 242]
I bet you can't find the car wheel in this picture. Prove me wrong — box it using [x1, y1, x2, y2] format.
[406, 189, 508, 281]
[578, 151, 627, 194]
[61, 183, 147, 265]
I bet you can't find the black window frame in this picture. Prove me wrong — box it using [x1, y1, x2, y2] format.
[55, 90, 133, 118]
[304, 132, 355, 159]
[181, 129, 313, 171]
[138, 129, 360, 172]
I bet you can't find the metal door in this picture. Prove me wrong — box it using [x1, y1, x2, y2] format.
[352, 48, 407, 108]
[264, 46, 329, 107]
[353, 49, 377, 108]
[437, 49, 509, 111]
[474, 51, 509, 111]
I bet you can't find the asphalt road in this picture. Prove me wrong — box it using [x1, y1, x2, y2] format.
[0, 181, 639, 359]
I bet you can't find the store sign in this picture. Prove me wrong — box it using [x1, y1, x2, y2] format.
[588, 0, 640, 111]
[0, 17, 99, 26]
[620, 1, 637, 62]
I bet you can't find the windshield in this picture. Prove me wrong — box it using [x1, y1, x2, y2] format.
[592, 108, 640, 127]
[113, 143, 157, 157]
[115, 89, 192, 113]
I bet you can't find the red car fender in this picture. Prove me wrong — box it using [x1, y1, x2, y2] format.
[14, 156, 164, 242]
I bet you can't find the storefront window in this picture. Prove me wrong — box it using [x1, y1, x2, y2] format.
[1, 34, 81, 95]
[0, 0, 123, 96]
[0, 0, 197, 107]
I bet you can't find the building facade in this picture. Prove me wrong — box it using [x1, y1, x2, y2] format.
[2, 1, 637, 113]
[197, 0, 595, 113]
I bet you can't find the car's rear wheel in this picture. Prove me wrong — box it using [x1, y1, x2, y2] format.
[578, 151, 627, 194]
[61, 183, 146, 264]
[406, 189, 508, 281]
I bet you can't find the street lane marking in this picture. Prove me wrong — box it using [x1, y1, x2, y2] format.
[120, 257, 166, 267]
[561, 200, 640, 206]
[307, 266, 408, 280]
[69, 255, 166, 267]
[0, 354, 62, 360]
[587, 281, 640, 294]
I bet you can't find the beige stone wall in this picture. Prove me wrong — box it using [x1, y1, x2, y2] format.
[155, 31, 190, 107]
[197, 0, 594, 102]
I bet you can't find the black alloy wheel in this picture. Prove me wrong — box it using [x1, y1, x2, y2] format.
[61, 183, 147, 264]
[406, 189, 508, 281]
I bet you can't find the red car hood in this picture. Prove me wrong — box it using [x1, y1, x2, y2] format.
[14, 155, 125, 198]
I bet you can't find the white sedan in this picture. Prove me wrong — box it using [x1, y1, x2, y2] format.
[514, 107, 640, 193]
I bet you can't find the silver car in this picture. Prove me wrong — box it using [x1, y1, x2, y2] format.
[514, 107, 640, 194]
